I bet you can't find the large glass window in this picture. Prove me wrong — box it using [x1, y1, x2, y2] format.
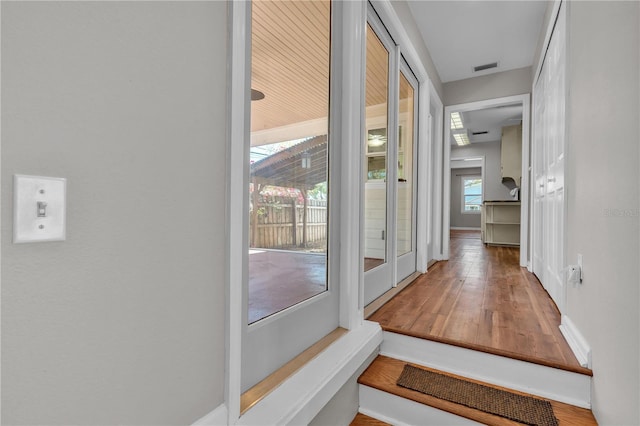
[397, 71, 414, 257]
[248, 0, 331, 324]
[364, 23, 389, 272]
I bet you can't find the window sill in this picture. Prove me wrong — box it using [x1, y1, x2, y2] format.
[237, 321, 382, 426]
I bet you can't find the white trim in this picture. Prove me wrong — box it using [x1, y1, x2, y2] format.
[340, 0, 367, 329]
[226, 0, 249, 421]
[192, 404, 228, 426]
[380, 331, 591, 408]
[443, 94, 531, 267]
[559, 315, 592, 369]
[415, 86, 429, 273]
[519, 94, 531, 268]
[237, 322, 382, 426]
[459, 174, 482, 215]
[429, 82, 445, 262]
[450, 227, 481, 231]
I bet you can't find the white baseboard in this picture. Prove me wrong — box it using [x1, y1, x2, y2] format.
[192, 403, 228, 426]
[450, 227, 481, 231]
[559, 315, 591, 368]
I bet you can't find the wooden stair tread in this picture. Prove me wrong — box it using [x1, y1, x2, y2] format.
[358, 355, 597, 426]
[349, 413, 390, 426]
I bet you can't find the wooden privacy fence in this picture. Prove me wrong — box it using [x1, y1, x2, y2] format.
[250, 196, 327, 249]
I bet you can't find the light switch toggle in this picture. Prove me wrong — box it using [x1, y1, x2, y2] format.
[37, 201, 48, 217]
[14, 175, 66, 243]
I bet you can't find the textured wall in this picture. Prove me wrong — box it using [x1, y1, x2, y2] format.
[1, 2, 227, 424]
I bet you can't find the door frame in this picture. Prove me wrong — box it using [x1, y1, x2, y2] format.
[443, 94, 531, 267]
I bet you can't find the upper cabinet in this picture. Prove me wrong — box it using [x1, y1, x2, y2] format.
[501, 123, 522, 186]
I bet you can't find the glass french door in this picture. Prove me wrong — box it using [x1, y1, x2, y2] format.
[243, 0, 339, 392]
[364, 6, 418, 305]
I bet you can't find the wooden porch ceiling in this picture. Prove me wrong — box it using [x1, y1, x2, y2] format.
[251, 1, 388, 136]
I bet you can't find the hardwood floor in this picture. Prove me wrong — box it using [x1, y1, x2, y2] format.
[349, 413, 390, 426]
[369, 230, 591, 374]
[358, 355, 597, 426]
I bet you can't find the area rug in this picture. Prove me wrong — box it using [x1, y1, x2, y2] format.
[396, 364, 559, 426]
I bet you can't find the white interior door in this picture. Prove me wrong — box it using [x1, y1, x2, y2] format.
[532, 2, 566, 310]
[363, 9, 419, 305]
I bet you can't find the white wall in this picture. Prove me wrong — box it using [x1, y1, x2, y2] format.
[443, 67, 532, 106]
[563, 2, 639, 424]
[1, 2, 227, 424]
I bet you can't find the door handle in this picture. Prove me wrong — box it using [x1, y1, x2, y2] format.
[548, 177, 556, 183]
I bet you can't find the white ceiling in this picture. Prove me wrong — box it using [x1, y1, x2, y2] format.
[451, 104, 523, 145]
[407, 1, 548, 83]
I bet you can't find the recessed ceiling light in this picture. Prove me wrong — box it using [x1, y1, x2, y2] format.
[453, 133, 470, 146]
[451, 112, 464, 130]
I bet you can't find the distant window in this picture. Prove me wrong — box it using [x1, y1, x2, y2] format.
[462, 176, 482, 213]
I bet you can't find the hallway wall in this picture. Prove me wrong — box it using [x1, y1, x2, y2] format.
[1, 2, 228, 424]
[443, 66, 532, 106]
[564, 2, 640, 424]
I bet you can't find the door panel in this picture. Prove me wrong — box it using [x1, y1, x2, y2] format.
[396, 65, 418, 282]
[532, 2, 566, 310]
[243, 0, 339, 392]
[364, 14, 394, 304]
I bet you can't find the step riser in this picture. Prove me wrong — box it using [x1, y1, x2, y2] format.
[359, 385, 483, 426]
[380, 331, 591, 408]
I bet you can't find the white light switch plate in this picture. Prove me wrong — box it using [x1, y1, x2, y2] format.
[14, 175, 66, 243]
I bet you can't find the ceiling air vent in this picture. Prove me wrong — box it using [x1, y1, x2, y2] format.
[472, 131, 489, 136]
[473, 62, 498, 72]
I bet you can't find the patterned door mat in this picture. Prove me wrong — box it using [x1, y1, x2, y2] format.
[397, 364, 559, 426]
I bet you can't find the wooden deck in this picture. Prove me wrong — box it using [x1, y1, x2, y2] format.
[369, 230, 591, 375]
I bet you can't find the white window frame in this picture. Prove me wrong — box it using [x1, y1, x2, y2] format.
[461, 175, 482, 214]
[222, 1, 439, 423]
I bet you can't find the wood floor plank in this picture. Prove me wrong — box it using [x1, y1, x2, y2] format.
[369, 230, 592, 376]
[359, 356, 597, 426]
[349, 413, 390, 426]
